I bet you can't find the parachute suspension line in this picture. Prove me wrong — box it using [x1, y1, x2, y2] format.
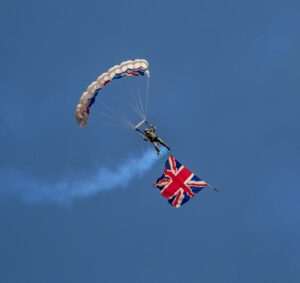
[130, 89, 145, 120]
[94, 109, 133, 129]
[144, 76, 151, 118]
[96, 110, 131, 128]
[126, 75, 150, 123]
[136, 83, 146, 119]
[97, 73, 151, 130]
[129, 81, 146, 120]
[96, 118, 131, 129]
[100, 120, 131, 129]
[100, 102, 134, 129]
[102, 102, 130, 124]
[130, 102, 145, 120]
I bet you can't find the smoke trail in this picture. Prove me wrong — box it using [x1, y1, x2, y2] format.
[0, 148, 167, 205]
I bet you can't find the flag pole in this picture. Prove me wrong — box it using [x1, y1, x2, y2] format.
[207, 183, 219, 192]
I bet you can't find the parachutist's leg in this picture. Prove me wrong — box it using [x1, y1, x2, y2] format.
[152, 142, 161, 155]
[157, 138, 171, 150]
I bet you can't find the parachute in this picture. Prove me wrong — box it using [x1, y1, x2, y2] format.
[75, 59, 150, 128]
[75, 59, 218, 206]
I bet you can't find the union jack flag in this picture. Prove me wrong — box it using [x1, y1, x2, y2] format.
[154, 155, 207, 208]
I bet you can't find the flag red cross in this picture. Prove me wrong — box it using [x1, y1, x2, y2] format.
[161, 166, 195, 199]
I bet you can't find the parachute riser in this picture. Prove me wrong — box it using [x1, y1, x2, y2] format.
[133, 119, 146, 130]
[133, 119, 153, 130]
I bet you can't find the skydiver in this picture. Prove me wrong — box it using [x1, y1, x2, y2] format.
[138, 124, 171, 155]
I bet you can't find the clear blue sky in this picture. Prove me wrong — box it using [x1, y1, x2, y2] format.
[1, 1, 300, 282]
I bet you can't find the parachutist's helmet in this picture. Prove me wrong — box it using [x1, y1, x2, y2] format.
[144, 128, 149, 132]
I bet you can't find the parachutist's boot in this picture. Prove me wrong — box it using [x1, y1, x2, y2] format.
[152, 142, 161, 155]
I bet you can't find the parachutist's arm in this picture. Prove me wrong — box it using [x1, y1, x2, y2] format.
[135, 128, 148, 140]
[150, 125, 156, 132]
[140, 133, 148, 141]
[145, 120, 156, 131]
[141, 134, 149, 141]
[136, 128, 143, 134]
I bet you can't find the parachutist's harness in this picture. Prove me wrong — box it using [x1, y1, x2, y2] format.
[133, 119, 171, 155]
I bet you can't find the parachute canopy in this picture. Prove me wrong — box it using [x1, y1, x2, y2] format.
[75, 59, 150, 127]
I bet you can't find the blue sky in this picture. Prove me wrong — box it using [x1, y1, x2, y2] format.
[1, 0, 300, 282]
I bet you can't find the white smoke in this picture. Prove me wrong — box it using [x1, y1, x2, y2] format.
[0, 148, 167, 205]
